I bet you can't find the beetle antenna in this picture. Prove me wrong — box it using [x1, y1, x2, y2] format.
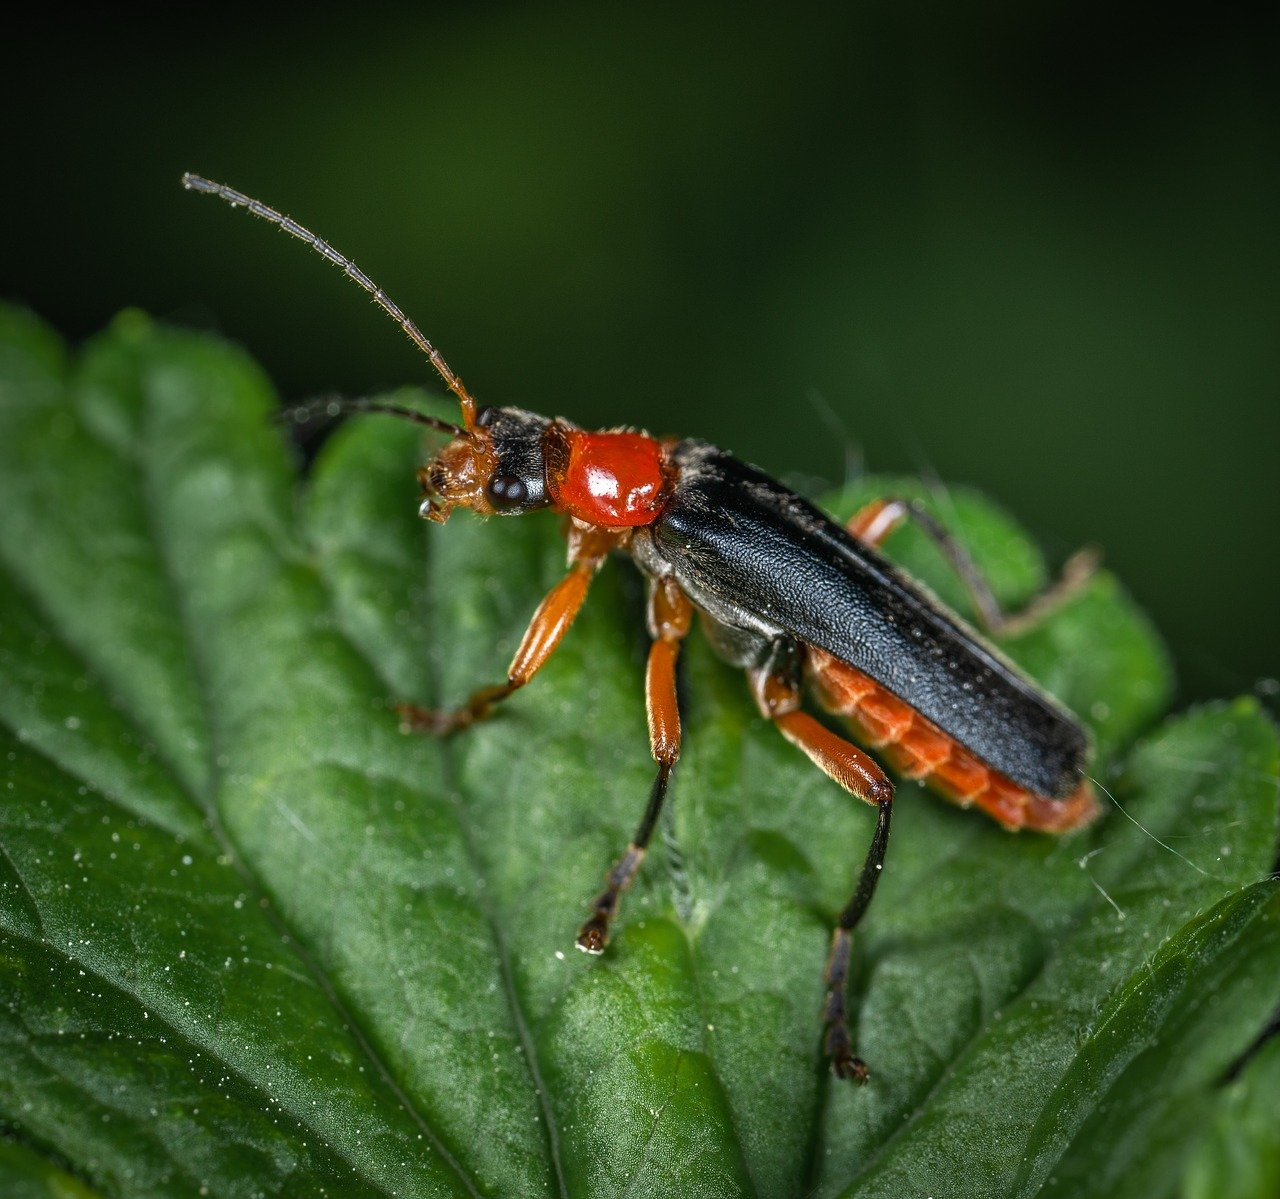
[182, 173, 479, 429]
[276, 397, 466, 438]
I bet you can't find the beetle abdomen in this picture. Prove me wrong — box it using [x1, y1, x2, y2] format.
[808, 648, 1098, 832]
[647, 440, 1091, 800]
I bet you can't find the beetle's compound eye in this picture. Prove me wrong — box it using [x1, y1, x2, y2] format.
[487, 473, 529, 509]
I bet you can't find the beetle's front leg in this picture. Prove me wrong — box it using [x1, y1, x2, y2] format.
[847, 497, 1098, 638]
[751, 640, 894, 1083]
[398, 557, 599, 735]
[576, 576, 692, 953]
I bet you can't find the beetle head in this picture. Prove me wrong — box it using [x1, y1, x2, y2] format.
[181, 177, 565, 525]
[418, 406, 558, 522]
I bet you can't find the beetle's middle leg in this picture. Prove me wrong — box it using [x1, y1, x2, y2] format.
[750, 640, 894, 1083]
[847, 497, 1098, 638]
[576, 576, 693, 954]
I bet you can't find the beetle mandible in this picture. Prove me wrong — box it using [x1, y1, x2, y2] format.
[183, 174, 1100, 1082]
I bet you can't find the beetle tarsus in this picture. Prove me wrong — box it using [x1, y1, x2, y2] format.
[396, 702, 453, 735]
[812, 795, 893, 1082]
[396, 681, 518, 736]
[575, 913, 610, 955]
[821, 926, 867, 1081]
[576, 890, 619, 954]
[824, 993, 868, 1081]
[829, 1045, 869, 1085]
[396, 701, 480, 736]
[576, 843, 647, 953]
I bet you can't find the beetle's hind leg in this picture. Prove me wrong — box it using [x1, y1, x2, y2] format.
[751, 641, 894, 1083]
[847, 497, 1098, 638]
[576, 577, 692, 954]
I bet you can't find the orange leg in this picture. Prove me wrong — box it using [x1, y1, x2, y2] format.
[399, 559, 597, 735]
[751, 644, 894, 1083]
[577, 577, 693, 953]
[846, 497, 1098, 638]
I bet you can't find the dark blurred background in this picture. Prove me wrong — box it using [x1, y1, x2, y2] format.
[3, 3, 1277, 704]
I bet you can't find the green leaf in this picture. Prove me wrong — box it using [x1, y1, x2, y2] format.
[0, 304, 1276, 1197]
[0, 1135, 102, 1199]
[1181, 1033, 1280, 1199]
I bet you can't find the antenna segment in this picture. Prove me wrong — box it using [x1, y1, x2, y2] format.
[182, 173, 478, 428]
[276, 398, 466, 437]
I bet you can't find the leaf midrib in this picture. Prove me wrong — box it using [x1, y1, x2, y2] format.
[314, 506, 572, 1199]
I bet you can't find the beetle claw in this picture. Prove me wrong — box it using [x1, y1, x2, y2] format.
[832, 1052, 869, 1084]
[824, 1021, 869, 1083]
[394, 703, 457, 736]
[575, 916, 609, 955]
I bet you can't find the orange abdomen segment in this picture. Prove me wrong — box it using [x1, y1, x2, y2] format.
[807, 649, 1098, 833]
